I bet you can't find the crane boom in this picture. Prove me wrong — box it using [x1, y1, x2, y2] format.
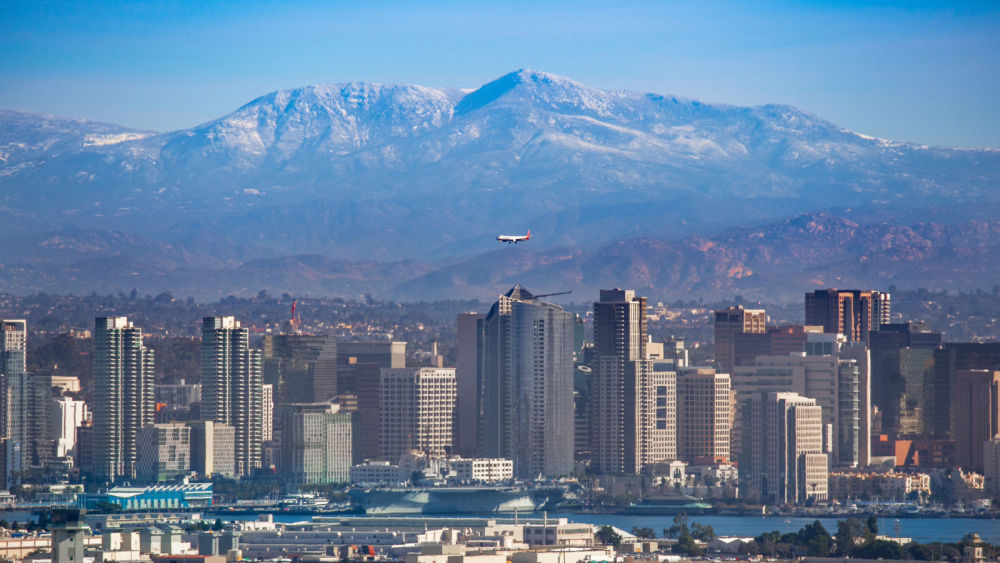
[533, 290, 572, 299]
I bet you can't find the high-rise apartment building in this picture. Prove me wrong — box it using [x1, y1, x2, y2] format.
[593, 289, 647, 361]
[740, 392, 828, 504]
[379, 368, 456, 462]
[94, 317, 155, 481]
[591, 357, 676, 474]
[713, 306, 766, 376]
[591, 289, 648, 474]
[0, 320, 27, 480]
[263, 335, 337, 405]
[456, 313, 486, 457]
[202, 317, 262, 476]
[262, 384, 273, 443]
[281, 403, 354, 484]
[954, 370, 1000, 473]
[805, 289, 890, 343]
[478, 285, 575, 478]
[676, 367, 731, 462]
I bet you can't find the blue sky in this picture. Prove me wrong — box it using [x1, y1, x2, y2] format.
[1, 0, 997, 147]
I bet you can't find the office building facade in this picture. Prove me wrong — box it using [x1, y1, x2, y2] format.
[263, 334, 338, 405]
[740, 392, 828, 503]
[869, 322, 943, 438]
[282, 403, 354, 484]
[955, 370, 1000, 473]
[713, 306, 766, 376]
[137, 423, 191, 483]
[202, 317, 262, 476]
[676, 367, 731, 462]
[478, 285, 575, 478]
[185, 420, 235, 478]
[734, 334, 866, 468]
[379, 368, 457, 461]
[805, 289, 890, 343]
[94, 317, 155, 481]
[456, 313, 486, 457]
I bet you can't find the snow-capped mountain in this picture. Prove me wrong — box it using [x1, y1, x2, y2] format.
[1, 69, 998, 261]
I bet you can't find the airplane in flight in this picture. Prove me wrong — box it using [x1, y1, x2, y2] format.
[497, 230, 531, 244]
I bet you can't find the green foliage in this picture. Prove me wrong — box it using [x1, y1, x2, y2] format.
[596, 525, 622, 548]
[691, 522, 716, 542]
[835, 517, 875, 556]
[631, 527, 656, 539]
[213, 519, 224, 531]
[857, 539, 906, 560]
[664, 513, 690, 539]
[673, 534, 704, 556]
[94, 501, 121, 513]
[867, 514, 879, 535]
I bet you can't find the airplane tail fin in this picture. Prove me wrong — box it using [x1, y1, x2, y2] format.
[527, 230, 531, 239]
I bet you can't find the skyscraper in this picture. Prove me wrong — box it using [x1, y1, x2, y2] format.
[954, 370, 1000, 473]
[456, 313, 486, 457]
[591, 289, 648, 474]
[869, 322, 943, 438]
[478, 285, 575, 478]
[202, 317, 262, 476]
[677, 366, 732, 462]
[281, 403, 354, 484]
[805, 289, 890, 343]
[262, 335, 337, 405]
[713, 306, 766, 376]
[733, 333, 866, 468]
[379, 368, 456, 462]
[593, 289, 647, 361]
[1, 320, 27, 480]
[94, 317, 155, 481]
[740, 392, 827, 504]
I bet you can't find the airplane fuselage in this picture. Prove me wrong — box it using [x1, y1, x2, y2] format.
[497, 230, 531, 244]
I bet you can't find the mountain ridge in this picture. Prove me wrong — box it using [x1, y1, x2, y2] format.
[2, 69, 1000, 265]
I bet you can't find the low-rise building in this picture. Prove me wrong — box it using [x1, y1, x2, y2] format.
[78, 484, 213, 511]
[449, 458, 513, 482]
[828, 470, 932, 501]
[522, 519, 593, 547]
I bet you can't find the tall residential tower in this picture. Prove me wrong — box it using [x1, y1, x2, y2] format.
[93, 317, 154, 481]
[202, 317, 262, 476]
[478, 285, 575, 478]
